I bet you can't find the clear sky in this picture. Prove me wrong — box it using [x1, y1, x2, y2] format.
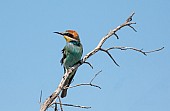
[0, 0, 170, 111]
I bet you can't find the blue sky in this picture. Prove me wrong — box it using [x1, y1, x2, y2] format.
[0, 0, 170, 111]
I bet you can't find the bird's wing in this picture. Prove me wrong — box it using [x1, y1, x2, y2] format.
[60, 48, 66, 65]
[60, 47, 67, 73]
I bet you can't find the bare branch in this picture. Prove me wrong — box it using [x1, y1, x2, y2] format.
[100, 48, 120, 66]
[126, 12, 135, 22]
[84, 61, 93, 69]
[66, 71, 102, 89]
[82, 12, 136, 63]
[114, 33, 119, 39]
[51, 102, 91, 111]
[90, 70, 102, 83]
[107, 46, 164, 56]
[39, 90, 42, 104]
[52, 102, 91, 109]
[128, 24, 137, 32]
[54, 103, 58, 111]
[144, 47, 164, 54]
[49, 97, 58, 109]
[58, 96, 63, 111]
[67, 83, 101, 89]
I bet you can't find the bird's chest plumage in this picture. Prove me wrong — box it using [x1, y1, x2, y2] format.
[63, 42, 83, 69]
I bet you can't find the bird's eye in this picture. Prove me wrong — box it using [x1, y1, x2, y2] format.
[65, 33, 73, 38]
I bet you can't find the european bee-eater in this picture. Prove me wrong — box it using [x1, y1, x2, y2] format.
[54, 30, 83, 98]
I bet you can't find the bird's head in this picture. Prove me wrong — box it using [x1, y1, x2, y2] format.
[54, 30, 80, 42]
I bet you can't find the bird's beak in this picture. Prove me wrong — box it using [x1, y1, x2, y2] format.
[53, 32, 65, 35]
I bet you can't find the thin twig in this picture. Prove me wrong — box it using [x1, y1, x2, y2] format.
[84, 61, 93, 69]
[39, 90, 42, 104]
[54, 103, 58, 111]
[58, 96, 63, 111]
[144, 47, 164, 53]
[67, 83, 101, 89]
[90, 70, 102, 83]
[114, 33, 119, 39]
[100, 48, 120, 66]
[66, 70, 102, 89]
[126, 12, 135, 22]
[106, 46, 164, 56]
[128, 25, 137, 32]
[51, 102, 91, 109]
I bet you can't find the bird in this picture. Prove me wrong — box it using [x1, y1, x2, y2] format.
[54, 30, 83, 98]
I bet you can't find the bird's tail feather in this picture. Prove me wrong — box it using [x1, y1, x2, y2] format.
[61, 70, 77, 98]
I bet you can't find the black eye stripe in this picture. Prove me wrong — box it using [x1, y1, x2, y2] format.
[65, 33, 73, 38]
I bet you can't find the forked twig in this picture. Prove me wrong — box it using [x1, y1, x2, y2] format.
[100, 48, 120, 66]
[66, 70, 102, 89]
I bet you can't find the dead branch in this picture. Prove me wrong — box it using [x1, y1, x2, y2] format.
[39, 90, 42, 104]
[67, 83, 101, 89]
[58, 96, 63, 111]
[106, 46, 164, 56]
[83, 61, 93, 69]
[49, 98, 91, 110]
[90, 70, 102, 83]
[40, 67, 74, 111]
[54, 103, 58, 111]
[51, 102, 91, 109]
[82, 12, 136, 63]
[40, 12, 163, 111]
[66, 70, 102, 89]
[100, 48, 120, 66]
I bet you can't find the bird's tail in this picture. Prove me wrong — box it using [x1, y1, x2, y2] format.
[61, 70, 77, 98]
[61, 79, 69, 98]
